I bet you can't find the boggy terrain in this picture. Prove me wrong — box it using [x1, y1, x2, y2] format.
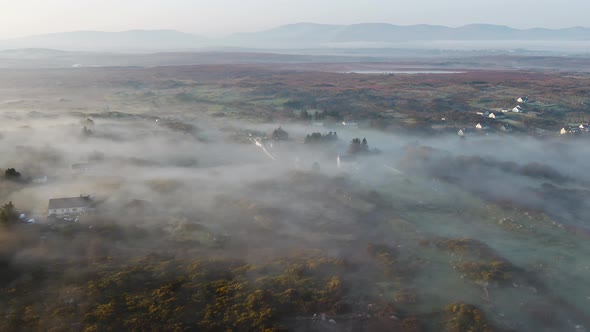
[1, 63, 589, 135]
[1, 63, 590, 331]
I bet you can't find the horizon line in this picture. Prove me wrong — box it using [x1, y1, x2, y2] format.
[2, 22, 589, 41]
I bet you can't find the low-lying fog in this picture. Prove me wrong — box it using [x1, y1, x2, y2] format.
[1, 109, 589, 331]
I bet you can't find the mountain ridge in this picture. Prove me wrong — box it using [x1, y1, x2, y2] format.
[1, 23, 589, 51]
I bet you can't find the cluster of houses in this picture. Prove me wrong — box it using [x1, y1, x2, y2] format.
[475, 106, 524, 119]
[460, 96, 532, 137]
[458, 123, 512, 137]
[560, 123, 590, 135]
[476, 110, 506, 119]
[476, 96, 529, 119]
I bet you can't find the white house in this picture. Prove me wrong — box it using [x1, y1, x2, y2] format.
[517, 96, 529, 103]
[489, 112, 505, 119]
[48, 195, 95, 217]
[501, 109, 510, 113]
[458, 129, 465, 137]
[32, 176, 48, 184]
[476, 111, 490, 116]
[512, 105, 523, 113]
[579, 123, 589, 131]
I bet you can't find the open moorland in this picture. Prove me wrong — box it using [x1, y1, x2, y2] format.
[1, 61, 589, 135]
[1, 56, 590, 331]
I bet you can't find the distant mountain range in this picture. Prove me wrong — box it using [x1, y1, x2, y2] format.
[0, 23, 589, 51]
[226, 23, 590, 48]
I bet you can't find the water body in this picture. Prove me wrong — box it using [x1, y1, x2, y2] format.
[345, 70, 466, 74]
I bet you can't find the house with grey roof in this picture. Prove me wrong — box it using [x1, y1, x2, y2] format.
[48, 195, 95, 217]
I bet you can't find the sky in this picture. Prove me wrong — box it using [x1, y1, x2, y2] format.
[1, 0, 589, 39]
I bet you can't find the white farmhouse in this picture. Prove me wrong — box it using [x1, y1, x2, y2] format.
[32, 176, 48, 184]
[489, 112, 505, 119]
[48, 195, 95, 217]
[512, 105, 523, 113]
[517, 96, 529, 103]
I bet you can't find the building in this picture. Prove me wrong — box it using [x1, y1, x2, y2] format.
[32, 176, 48, 184]
[517, 96, 529, 103]
[48, 195, 95, 217]
[560, 126, 582, 135]
[512, 105, 523, 113]
[579, 123, 589, 132]
[489, 112, 505, 119]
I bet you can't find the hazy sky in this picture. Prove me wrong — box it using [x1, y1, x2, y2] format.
[2, 0, 589, 39]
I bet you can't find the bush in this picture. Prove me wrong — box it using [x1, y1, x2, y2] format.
[0, 202, 19, 227]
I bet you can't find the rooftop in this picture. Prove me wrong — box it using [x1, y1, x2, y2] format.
[48, 195, 94, 210]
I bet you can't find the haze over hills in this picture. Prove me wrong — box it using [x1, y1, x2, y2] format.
[226, 23, 590, 47]
[0, 23, 589, 52]
[0, 30, 207, 52]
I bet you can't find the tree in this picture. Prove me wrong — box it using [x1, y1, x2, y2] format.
[349, 138, 362, 154]
[304, 132, 338, 144]
[271, 127, 289, 141]
[348, 138, 370, 154]
[0, 201, 18, 227]
[299, 110, 312, 121]
[4, 168, 21, 180]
